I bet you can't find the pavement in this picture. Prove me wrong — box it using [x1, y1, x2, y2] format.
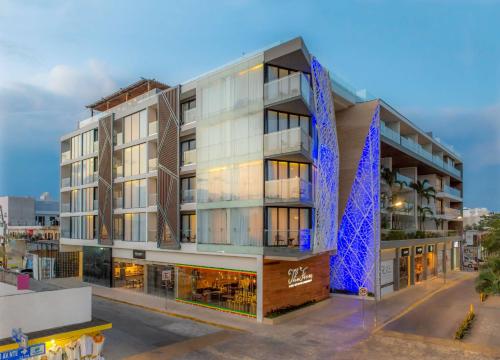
[465, 295, 500, 350]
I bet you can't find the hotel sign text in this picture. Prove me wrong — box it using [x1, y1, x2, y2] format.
[288, 266, 313, 288]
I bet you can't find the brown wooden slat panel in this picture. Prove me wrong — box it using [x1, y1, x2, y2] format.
[98, 114, 113, 245]
[157, 87, 180, 249]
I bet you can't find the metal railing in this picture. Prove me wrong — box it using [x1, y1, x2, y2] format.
[182, 108, 197, 125]
[264, 127, 311, 157]
[264, 72, 311, 108]
[149, 121, 158, 136]
[182, 149, 196, 166]
[181, 189, 196, 203]
[265, 178, 312, 203]
[264, 229, 313, 250]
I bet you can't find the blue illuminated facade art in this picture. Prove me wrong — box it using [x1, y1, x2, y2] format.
[331, 106, 381, 294]
[310, 57, 340, 252]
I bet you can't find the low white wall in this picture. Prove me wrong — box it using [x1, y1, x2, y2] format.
[0, 286, 91, 339]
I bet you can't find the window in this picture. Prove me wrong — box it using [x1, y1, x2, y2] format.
[266, 65, 298, 82]
[82, 157, 96, 184]
[124, 213, 147, 242]
[181, 177, 196, 203]
[266, 160, 310, 182]
[71, 161, 82, 186]
[123, 143, 147, 177]
[123, 179, 148, 208]
[70, 216, 82, 239]
[82, 129, 97, 156]
[181, 139, 196, 165]
[181, 99, 196, 125]
[265, 207, 311, 247]
[71, 135, 81, 159]
[265, 110, 310, 135]
[181, 214, 196, 243]
[71, 190, 81, 212]
[82, 187, 96, 211]
[82, 215, 96, 240]
[123, 110, 147, 144]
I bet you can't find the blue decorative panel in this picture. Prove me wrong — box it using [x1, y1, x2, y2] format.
[310, 57, 340, 253]
[331, 106, 381, 294]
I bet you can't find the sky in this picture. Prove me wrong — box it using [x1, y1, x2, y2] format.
[0, 0, 499, 210]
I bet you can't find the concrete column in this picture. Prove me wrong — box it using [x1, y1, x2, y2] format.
[256, 255, 264, 323]
[395, 249, 401, 291]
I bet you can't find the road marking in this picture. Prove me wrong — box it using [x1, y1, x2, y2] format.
[93, 294, 247, 333]
[372, 273, 475, 334]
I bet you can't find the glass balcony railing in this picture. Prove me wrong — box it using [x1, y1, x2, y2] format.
[395, 173, 413, 187]
[61, 230, 71, 238]
[444, 162, 461, 178]
[264, 72, 311, 108]
[181, 229, 196, 243]
[61, 177, 71, 188]
[182, 149, 196, 166]
[265, 178, 312, 203]
[443, 184, 461, 198]
[61, 151, 71, 162]
[265, 229, 313, 250]
[113, 197, 123, 209]
[114, 165, 123, 178]
[115, 133, 123, 146]
[93, 200, 98, 210]
[181, 189, 196, 203]
[380, 122, 400, 143]
[381, 229, 458, 241]
[61, 203, 70, 213]
[148, 230, 156, 242]
[148, 193, 157, 207]
[148, 158, 157, 171]
[439, 207, 462, 219]
[93, 141, 98, 152]
[148, 121, 158, 136]
[182, 108, 197, 126]
[264, 127, 311, 157]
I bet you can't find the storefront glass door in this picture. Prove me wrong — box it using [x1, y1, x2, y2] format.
[399, 256, 410, 289]
[415, 256, 424, 283]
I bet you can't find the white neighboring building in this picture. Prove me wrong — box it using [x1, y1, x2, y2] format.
[463, 207, 490, 228]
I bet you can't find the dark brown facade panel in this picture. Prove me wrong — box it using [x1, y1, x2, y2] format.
[98, 114, 113, 245]
[157, 87, 180, 249]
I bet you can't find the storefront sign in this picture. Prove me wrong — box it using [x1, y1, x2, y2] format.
[380, 260, 394, 286]
[427, 245, 434, 252]
[162, 269, 172, 281]
[359, 287, 368, 297]
[401, 248, 410, 257]
[288, 266, 313, 288]
[465, 231, 475, 246]
[133, 250, 146, 259]
[0, 344, 45, 360]
[415, 246, 423, 255]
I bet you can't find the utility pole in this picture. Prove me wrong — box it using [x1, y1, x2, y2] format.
[0, 205, 7, 270]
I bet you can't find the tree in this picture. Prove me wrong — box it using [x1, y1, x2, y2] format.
[417, 206, 434, 231]
[380, 166, 408, 230]
[409, 180, 436, 230]
[475, 213, 500, 295]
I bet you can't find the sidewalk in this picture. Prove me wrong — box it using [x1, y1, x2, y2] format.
[465, 295, 500, 349]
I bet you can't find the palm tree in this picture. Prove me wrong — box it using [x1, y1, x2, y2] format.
[381, 167, 408, 230]
[410, 179, 437, 230]
[434, 217, 444, 231]
[381, 166, 407, 190]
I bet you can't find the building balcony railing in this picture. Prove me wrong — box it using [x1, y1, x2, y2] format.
[443, 184, 461, 199]
[148, 121, 158, 136]
[148, 193, 157, 207]
[437, 207, 462, 220]
[264, 127, 311, 158]
[182, 149, 196, 166]
[264, 72, 311, 109]
[61, 203, 70, 213]
[381, 229, 459, 241]
[114, 231, 124, 241]
[115, 133, 123, 146]
[181, 229, 196, 243]
[265, 229, 313, 250]
[395, 173, 413, 187]
[61, 177, 71, 188]
[114, 165, 123, 178]
[265, 178, 313, 203]
[113, 197, 123, 209]
[380, 122, 400, 143]
[61, 230, 70, 238]
[181, 189, 196, 203]
[148, 158, 157, 171]
[182, 108, 197, 126]
[61, 151, 71, 162]
[444, 162, 461, 178]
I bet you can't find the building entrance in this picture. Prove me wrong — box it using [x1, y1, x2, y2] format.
[399, 248, 410, 289]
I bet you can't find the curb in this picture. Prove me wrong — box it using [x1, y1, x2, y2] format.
[93, 294, 247, 333]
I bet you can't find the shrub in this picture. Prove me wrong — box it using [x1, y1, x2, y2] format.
[454, 305, 475, 340]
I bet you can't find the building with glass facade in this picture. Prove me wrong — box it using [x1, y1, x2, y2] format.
[59, 37, 463, 321]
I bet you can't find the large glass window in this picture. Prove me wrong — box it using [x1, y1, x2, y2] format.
[123, 144, 147, 177]
[113, 261, 144, 290]
[82, 187, 96, 211]
[82, 215, 96, 240]
[123, 213, 147, 242]
[123, 179, 147, 208]
[266, 207, 311, 248]
[266, 65, 297, 82]
[71, 161, 82, 186]
[266, 160, 310, 181]
[71, 135, 81, 159]
[70, 216, 81, 239]
[177, 266, 257, 316]
[82, 157, 96, 184]
[181, 99, 196, 125]
[123, 110, 147, 144]
[181, 177, 196, 203]
[265, 110, 310, 135]
[147, 264, 175, 299]
[181, 214, 196, 243]
[82, 129, 97, 156]
[83, 247, 111, 287]
[181, 139, 196, 166]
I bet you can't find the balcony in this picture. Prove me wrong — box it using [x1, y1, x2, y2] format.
[113, 197, 123, 209]
[182, 108, 197, 126]
[381, 229, 459, 241]
[61, 203, 70, 213]
[380, 122, 400, 143]
[395, 173, 413, 187]
[265, 178, 312, 204]
[114, 165, 123, 178]
[437, 207, 462, 220]
[148, 121, 158, 136]
[443, 162, 461, 178]
[265, 229, 313, 250]
[148, 193, 157, 207]
[148, 158, 157, 172]
[61, 151, 71, 162]
[264, 72, 311, 110]
[61, 177, 71, 188]
[181, 229, 196, 243]
[182, 149, 196, 166]
[181, 189, 196, 203]
[264, 127, 311, 159]
[437, 184, 462, 200]
[115, 133, 123, 146]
